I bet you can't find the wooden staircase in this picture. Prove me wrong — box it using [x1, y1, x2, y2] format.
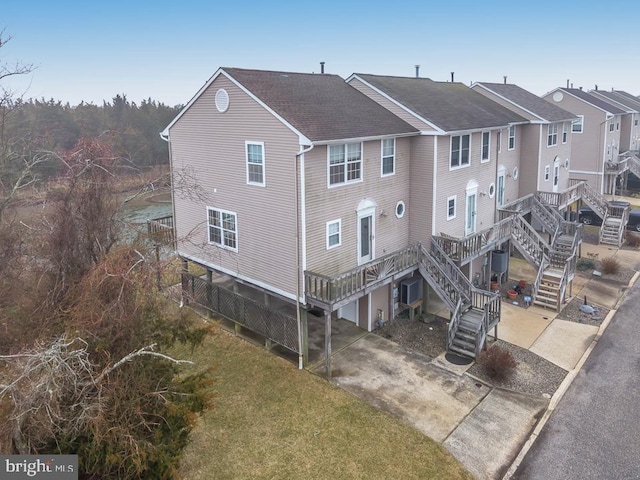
[533, 268, 563, 310]
[448, 309, 484, 358]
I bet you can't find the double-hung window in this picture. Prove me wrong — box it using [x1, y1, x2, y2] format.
[329, 143, 362, 186]
[450, 135, 470, 168]
[326, 219, 341, 249]
[481, 132, 490, 162]
[544, 165, 550, 181]
[508, 125, 516, 150]
[207, 207, 238, 251]
[572, 115, 584, 133]
[381, 138, 395, 176]
[246, 142, 265, 186]
[609, 122, 614, 132]
[447, 196, 456, 220]
[562, 122, 568, 144]
[547, 123, 558, 146]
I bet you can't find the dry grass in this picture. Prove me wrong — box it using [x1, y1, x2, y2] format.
[173, 318, 472, 480]
[600, 256, 621, 275]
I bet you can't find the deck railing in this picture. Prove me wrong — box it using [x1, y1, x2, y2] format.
[147, 215, 174, 246]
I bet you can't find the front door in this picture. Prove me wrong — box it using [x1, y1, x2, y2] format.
[465, 192, 477, 236]
[358, 214, 374, 265]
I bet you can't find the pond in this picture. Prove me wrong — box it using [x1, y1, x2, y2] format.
[121, 191, 172, 242]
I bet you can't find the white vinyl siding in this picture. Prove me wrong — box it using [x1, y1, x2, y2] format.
[326, 219, 341, 249]
[450, 135, 470, 168]
[481, 131, 490, 162]
[547, 123, 558, 147]
[207, 207, 238, 252]
[328, 142, 362, 187]
[246, 142, 265, 186]
[381, 138, 395, 176]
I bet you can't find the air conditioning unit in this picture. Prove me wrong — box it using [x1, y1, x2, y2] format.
[400, 277, 420, 305]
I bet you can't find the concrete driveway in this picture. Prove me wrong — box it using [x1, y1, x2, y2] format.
[311, 333, 548, 479]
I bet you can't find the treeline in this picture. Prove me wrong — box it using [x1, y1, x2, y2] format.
[4, 94, 181, 174]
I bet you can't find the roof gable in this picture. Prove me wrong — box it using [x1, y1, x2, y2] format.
[353, 74, 527, 132]
[560, 88, 626, 115]
[474, 82, 576, 123]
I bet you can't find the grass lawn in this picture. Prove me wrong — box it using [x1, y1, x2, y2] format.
[174, 317, 472, 480]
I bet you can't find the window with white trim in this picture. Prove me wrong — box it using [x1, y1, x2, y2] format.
[207, 207, 238, 251]
[497, 130, 502, 153]
[616, 121, 619, 131]
[381, 138, 395, 176]
[246, 142, 265, 186]
[562, 122, 568, 144]
[547, 123, 558, 146]
[508, 125, 516, 150]
[481, 132, 490, 162]
[450, 135, 470, 168]
[635, 119, 638, 127]
[572, 115, 584, 133]
[329, 143, 362, 186]
[326, 219, 341, 249]
[544, 165, 550, 181]
[447, 195, 456, 220]
[609, 122, 614, 132]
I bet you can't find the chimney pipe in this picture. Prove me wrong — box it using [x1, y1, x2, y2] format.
[503, 76, 507, 85]
[566, 79, 570, 88]
[595, 84, 598, 91]
[451, 72, 455, 82]
[320, 62, 325, 74]
[415, 65, 420, 78]
[579, 86, 583, 91]
[571, 83, 574, 88]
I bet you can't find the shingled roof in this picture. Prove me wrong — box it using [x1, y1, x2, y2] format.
[602, 90, 640, 112]
[352, 74, 527, 132]
[560, 88, 626, 115]
[222, 68, 418, 143]
[475, 82, 576, 122]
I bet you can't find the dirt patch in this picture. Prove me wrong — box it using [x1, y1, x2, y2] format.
[374, 313, 448, 359]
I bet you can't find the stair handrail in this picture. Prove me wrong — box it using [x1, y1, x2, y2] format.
[577, 181, 608, 219]
[427, 240, 474, 300]
[556, 253, 576, 312]
[532, 193, 564, 239]
[531, 258, 548, 306]
[416, 243, 469, 312]
[475, 314, 487, 358]
[447, 297, 463, 352]
[510, 215, 550, 269]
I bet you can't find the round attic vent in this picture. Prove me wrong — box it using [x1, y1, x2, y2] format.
[215, 89, 229, 113]
[552, 91, 564, 102]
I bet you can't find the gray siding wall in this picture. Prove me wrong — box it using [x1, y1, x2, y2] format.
[169, 74, 301, 299]
[620, 114, 632, 152]
[434, 129, 511, 237]
[304, 137, 413, 277]
[347, 77, 437, 132]
[495, 126, 521, 206]
[408, 135, 435, 244]
[630, 113, 640, 151]
[518, 125, 541, 196]
[536, 122, 573, 193]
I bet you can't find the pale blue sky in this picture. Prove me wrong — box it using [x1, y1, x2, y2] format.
[2, 0, 637, 106]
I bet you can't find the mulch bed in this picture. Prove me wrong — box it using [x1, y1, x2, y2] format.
[374, 313, 448, 359]
[556, 296, 609, 326]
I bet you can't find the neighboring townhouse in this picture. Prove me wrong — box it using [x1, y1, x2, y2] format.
[543, 88, 626, 195]
[587, 89, 640, 190]
[471, 82, 576, 196]
[162, 67, 421, 369]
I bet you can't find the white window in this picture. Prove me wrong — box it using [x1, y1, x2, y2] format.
[508, 125, 516, 150]
[450, 135, 470, 168]
[609, 122, 614, 132]
[246, 142, 265, 186]
[207, 207, 238, 252]
[616, 122, 620, 131]
[635, 119, 638, 127]
[329, 143, 362, 186]
[481, 132, 490, 162]
[562, 122, 568, 144]
[381, 138, 395, 176]
[544, 165, 550, 181]
[553, 164, 559, 187]
[572, 115, 584, 133]
[497, 130, 502, 153]
[547, 123, 558, 146]
[447, 195, 456, 220]
[326, 219, 341, 249]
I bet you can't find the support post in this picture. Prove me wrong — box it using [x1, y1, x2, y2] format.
[324, 312, 332, 379]
[181, 259, 189, 305]
[206, 269, 214, 320]
[301, 307, 309, 367]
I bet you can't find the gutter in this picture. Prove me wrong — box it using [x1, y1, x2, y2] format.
[295, 143, 314, 369]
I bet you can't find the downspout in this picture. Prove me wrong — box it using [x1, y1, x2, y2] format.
[295, 144, 314, 369]
[159, 131, 177, 250]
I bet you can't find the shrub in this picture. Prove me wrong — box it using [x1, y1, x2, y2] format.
[577, 258, 596, 271]
[478, 345, 517, 380]
[600, 256, 621, 275]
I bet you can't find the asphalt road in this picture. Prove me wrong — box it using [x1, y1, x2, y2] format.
[513, 280, 640, 480]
